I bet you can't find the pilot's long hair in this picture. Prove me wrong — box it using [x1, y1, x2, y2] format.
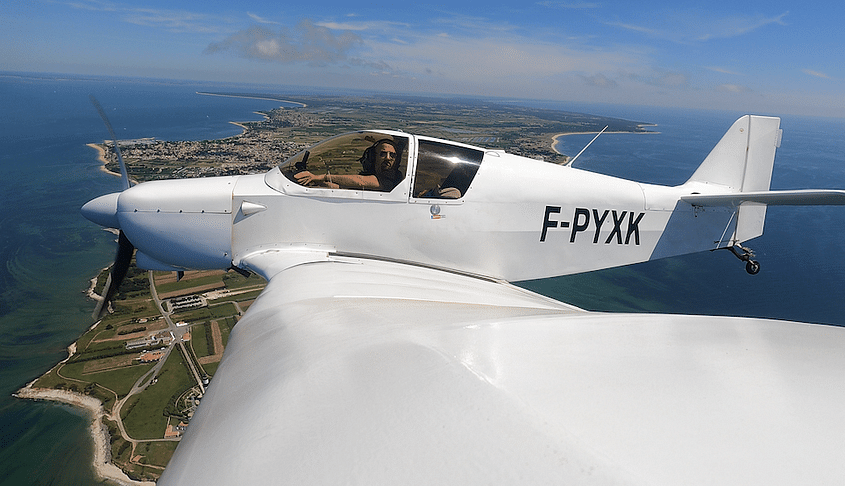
[359, 139, 403, 175]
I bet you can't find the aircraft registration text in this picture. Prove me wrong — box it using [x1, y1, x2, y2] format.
[540, 206, 645, 245]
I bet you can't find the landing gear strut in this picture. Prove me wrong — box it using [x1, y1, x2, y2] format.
[727, 245, 760, 275]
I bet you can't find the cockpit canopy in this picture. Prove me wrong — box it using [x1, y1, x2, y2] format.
[278, 131, 409, 193]
[413, 139, 483, 199]
[272, 130, 485, 199]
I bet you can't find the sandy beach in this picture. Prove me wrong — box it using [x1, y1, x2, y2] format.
[228, 118, 266, 138]
[87, 143, 123, 179]
[14, 385, 154, 486]
[550, 129, 659, 156]
[13, 307, 153, 486]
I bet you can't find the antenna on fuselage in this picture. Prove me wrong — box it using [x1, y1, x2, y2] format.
[564, 125, 608, 167]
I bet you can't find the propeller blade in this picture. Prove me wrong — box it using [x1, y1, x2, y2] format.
[89, 95, 131, 191]
[88, 96, 135, 320]
[93, 231, 135, 319]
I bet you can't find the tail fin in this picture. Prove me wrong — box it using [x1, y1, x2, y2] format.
[684, 115, 782, 243]
[686, 115, 782, 191]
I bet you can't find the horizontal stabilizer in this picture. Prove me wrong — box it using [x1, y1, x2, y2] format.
[681, 189, 845, 207]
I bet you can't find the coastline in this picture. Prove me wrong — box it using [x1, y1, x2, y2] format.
[228, 113, 268, 138]
[550, 128, 659, 155]
[15, 384, 153, 485]
[87, 143, 123, 179]
[87, 265, 112, 308]
[12, 270, 152, 486]
[196, 91, 307, 108]
[197, 91, 285, 138]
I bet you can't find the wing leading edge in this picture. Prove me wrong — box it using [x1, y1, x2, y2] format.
[159, 254, 845, 485]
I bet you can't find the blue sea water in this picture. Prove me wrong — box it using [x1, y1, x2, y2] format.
[521, 103, 845, 326]
[0, 73, 843, 485]
[0, 73, 286, 485]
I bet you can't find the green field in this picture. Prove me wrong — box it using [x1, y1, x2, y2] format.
[121, 350, 194, 440]
[190, 323, 211, 358]
[60, 361, 155, 399]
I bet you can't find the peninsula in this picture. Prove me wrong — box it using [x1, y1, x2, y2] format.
[18, 94, 652, 483]
[94, 93, 653, 180]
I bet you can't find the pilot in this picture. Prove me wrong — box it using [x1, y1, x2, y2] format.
[295, 139, 403, 191]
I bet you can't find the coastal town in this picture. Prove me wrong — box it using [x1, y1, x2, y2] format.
[92, 93, 652, 182]
[17, 93, 651, 483]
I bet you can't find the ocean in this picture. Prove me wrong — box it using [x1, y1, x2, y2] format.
[0, 73, 843, 485]
[0, 73, 285, 485]
[524, 103, 845, 324]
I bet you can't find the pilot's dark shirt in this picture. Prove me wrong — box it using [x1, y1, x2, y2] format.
[365, 168, 402, 192]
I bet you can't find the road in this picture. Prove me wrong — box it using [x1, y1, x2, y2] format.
[109, 346, 175, 443]
[148, 271, 206, 395]
[106, 271, 207, 445]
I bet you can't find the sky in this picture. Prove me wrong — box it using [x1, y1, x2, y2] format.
[3, 0, 844, 117]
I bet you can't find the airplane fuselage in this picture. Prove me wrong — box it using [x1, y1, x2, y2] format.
[108, 132, 736, 282]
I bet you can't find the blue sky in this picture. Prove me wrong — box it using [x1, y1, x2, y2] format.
[4, 0, 844, 117]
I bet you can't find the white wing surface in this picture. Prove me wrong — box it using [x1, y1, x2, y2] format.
[160, 254, 845, 485]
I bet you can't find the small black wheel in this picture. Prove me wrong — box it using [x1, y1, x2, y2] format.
[746, 260, 760, 275]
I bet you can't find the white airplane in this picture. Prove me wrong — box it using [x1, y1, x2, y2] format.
[82, 112, 845, 485]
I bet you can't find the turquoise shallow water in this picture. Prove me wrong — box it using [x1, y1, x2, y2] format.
[0, 73, 843, 485]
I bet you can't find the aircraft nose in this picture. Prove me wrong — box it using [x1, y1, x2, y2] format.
[81, 192, 121, 229]
[115, 177, 237, 270]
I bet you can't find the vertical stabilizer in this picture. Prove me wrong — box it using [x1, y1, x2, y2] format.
[685, 115, 782, 243]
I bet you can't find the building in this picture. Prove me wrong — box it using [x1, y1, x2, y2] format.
[125, 330, 175, 350]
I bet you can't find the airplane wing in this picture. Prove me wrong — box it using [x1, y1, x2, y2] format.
[159, 253, 845, 485]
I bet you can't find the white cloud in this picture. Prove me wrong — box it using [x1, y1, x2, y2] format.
[123, 9, 226, 34]
[316, 20, 409, 32]
[717, 83, 751, 93]
[205, 20, 363, 64]
[64, 0, 236, 34]
[657, 72, 688, 88]
[536, 2, 601, 9]
[618, 69, 688, 89]
[607, 10, 788, 43]
[803, 69, 833, 80]
[696, 12, 788, 41]
[580, 73, 618, 88]
[248, 13, 280, 25]
[605, 21, 660, 37]
[706, 66, 743, 76]
[370, 34, 638, 81]
[202, 13, 656, 100]
[64, 0, 118, 12]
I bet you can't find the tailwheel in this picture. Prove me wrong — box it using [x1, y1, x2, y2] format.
[726, 245, 761, 275]
[745, 260, 760, 275]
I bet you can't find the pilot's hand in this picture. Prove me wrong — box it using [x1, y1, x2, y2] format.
[295, 171, 321, 186]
